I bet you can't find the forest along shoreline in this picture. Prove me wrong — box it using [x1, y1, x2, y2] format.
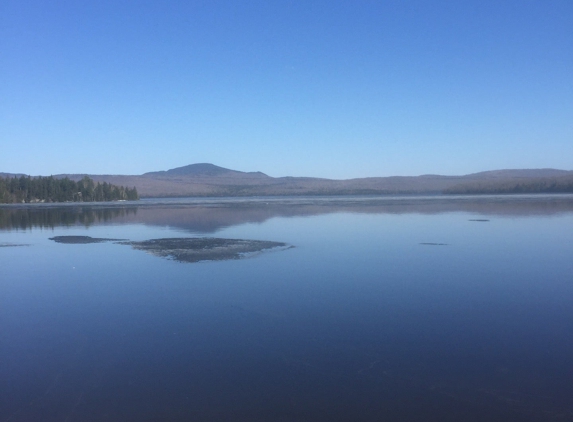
[0, 176, 139, 204]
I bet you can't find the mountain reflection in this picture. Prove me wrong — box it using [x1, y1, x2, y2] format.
[1, 195, 573, 233]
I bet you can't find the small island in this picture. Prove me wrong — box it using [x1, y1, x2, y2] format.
[0, 175, 139, 204]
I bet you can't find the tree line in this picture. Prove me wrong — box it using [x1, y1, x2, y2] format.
[0, 175, 139, 203]
[444, 175, 573, 194]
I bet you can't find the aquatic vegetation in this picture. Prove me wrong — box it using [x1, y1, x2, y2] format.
[49, 235, 291, 262]
[121, 237, 291, 263]
[49, 236, 122, 244]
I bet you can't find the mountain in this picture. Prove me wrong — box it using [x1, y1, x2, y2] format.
[2, 165, 572, 197]
[143, 163, 269, 178]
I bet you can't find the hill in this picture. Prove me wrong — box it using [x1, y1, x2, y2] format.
[143, 163, 269, 178]
[2, 165, 572, 198]
[444, 171, 573, 194]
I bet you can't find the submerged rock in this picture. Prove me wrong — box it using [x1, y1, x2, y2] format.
[49, 236, 123, 244]
[420, 242, 448, 246]
[121, 237, 291, 263]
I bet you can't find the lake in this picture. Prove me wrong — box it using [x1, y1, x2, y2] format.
[1, 195, 573, 421]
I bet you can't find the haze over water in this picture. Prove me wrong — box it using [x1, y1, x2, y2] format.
[1, 195, 573, 421]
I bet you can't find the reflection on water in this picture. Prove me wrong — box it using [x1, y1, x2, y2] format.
[2, 194, 573, 233]
[1, 195, 573, 421]
[0, 206, 138, 230]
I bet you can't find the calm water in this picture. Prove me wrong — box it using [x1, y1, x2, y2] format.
[1, 195, 573, 421]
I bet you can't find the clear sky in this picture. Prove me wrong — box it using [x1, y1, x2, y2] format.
[1, 0, 571, 178]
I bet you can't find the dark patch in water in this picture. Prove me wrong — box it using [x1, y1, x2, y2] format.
[121, 237, 291, 263]
[420, 242, 448, 246]
[469, 219, 490, 222]
[0, 243, 30, 247]
[49, 236, 123, 244]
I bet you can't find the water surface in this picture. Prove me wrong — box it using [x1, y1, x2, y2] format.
[1, 195, 573, 421]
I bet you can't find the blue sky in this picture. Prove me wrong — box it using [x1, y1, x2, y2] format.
[1, 0, 571, 178]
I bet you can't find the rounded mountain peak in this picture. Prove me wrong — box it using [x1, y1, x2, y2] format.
[145, 163, 235, 177]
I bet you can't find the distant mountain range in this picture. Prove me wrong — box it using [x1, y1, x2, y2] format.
[2, 164, 573, 197]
